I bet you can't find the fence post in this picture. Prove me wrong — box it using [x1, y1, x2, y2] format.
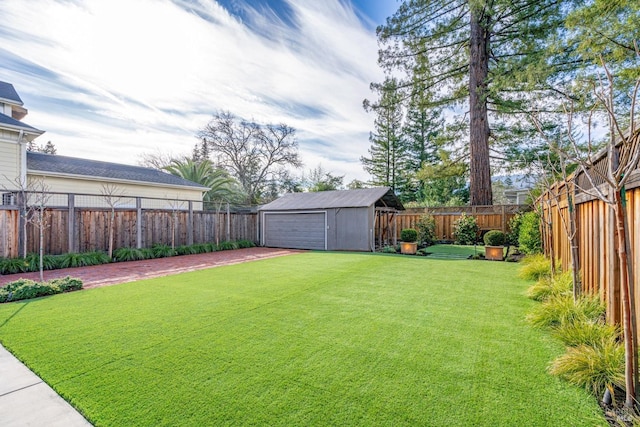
[68, 193, 76, 253]
[501, 205, 506, 233]
[187, 201, 193, 246]
[226, 202, 231, 241]
[136, 197, 143, 249]
[15, 192, 25, 257]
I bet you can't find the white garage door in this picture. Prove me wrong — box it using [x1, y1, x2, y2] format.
[263, 212, 326, 250]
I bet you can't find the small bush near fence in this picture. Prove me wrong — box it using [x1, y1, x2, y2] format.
[0, 276, 83, 303]
[415, 214, 436, 246]
[518, 211, 542, 254]
[0, 240, 257, 275]
[453, 213, 479, 245]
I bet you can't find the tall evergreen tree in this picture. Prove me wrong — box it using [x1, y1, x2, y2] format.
[377, 0, 576, 205]
[402, 50, 445, 201]
[361, 77, 408, 194]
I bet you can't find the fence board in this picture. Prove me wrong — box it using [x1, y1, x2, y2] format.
[385, 205, 526, 242]
[0, 209, 19, 258]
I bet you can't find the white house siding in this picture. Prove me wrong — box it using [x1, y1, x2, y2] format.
[0, 140, 21, 192]
[27, 175, 204, 210]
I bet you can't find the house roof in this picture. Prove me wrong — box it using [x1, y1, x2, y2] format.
[0, 111, 43, 134]
[0, 82, 23, 105]
[27, 152, 209, 190]
[260, 187, 405, 211]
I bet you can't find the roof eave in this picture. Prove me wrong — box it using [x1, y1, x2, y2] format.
[26, 169, 209, 192]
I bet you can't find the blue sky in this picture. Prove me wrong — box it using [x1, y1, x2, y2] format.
[0, 0, 401, 182]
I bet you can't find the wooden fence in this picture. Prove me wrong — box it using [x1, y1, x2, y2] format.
[538, 128, 640, 328]
[388, 205, 527, 241]
[1, 207, 258, 258]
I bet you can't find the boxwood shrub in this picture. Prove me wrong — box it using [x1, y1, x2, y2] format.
[0, 276, 83, 303]
[484, 230, 506, 246]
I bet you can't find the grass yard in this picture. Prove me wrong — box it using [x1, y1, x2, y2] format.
[426, 244, 485, 256]
[0, 252, 605, 426]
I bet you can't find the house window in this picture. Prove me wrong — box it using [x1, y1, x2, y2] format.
[2, 193, 15, 206]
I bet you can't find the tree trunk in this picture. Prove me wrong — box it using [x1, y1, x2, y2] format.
[39, 208, 44, 283]
[568, 194, 581, 299]
[613, 192, 637, 409]
[469, 8, 492, 206]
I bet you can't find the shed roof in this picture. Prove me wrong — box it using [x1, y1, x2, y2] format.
[260, 187, 404, 211]
[27, 152, 209, 190]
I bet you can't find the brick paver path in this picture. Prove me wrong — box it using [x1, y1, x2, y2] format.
[0, 247, 303, 289]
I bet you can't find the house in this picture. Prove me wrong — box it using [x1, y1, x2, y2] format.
[0, 82, 207, 208]
[259, 187, 404, 251]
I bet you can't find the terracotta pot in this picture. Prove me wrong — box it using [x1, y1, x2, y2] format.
[400, 242, 418, 255]
[485, 245, 504, 261]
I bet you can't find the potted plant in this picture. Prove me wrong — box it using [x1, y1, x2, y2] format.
[483, 230, 506, 261]
[400, 228, 418, 255]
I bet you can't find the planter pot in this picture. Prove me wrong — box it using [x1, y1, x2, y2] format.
[400, 242, 418, 255]
[485, 245, 504, 261]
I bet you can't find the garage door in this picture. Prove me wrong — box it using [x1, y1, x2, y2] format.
[263, 212, 326, 250]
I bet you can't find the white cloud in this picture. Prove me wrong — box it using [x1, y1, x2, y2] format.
[0, 0, 383, 182]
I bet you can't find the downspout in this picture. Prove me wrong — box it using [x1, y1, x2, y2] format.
[18, 130, 27, 185]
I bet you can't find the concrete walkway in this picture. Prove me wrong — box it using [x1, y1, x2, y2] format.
[0, 345, 92, 426]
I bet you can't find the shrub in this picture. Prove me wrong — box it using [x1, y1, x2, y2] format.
[518, 211, 542, 254]
[506, 213, 523, 247]
[49, 276, 84, 292]
[217, 241, 238, 251]
[0, 257, 30, 274]
[113, 247, 146, 262]
[236, 240, 256, 249]
[400, 228, 418, 243]
[483, 230, 506, 246]
[86, 251, 111, 265]
[453, 214, 478, 245]
[518, 254, 551, 281]
[58, 251, 108, 268]
[526, 293, 605, 329]
[191, 243, 211, 254]
[415, 215, 436, 246]
[176, 245, 198, 256]
[553, 320, 620, 348]
[152, 244, 177, 258]
[26, 253, 61, 271]
[526, 270, 572, 301]
[549, 336, 624, 397]
[140, 248, 156, 259]
[381, 246, 396, 254]
[0, 276, 83, 303]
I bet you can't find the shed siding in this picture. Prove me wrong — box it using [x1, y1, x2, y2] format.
[263, 212, 326, 250]
[332, 207, 371, 251]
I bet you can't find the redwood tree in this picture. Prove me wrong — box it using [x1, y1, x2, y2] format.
[376, 0, 575, 205]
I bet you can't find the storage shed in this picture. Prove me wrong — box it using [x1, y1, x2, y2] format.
[259, 187, 404, 251]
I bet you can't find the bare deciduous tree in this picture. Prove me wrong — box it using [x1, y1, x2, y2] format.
[100, 184, 126, 259]
[198, 112, 302, 204]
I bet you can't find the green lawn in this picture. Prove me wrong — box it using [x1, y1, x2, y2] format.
[426, 243, 485, 256]
[0, 252, 605, 426]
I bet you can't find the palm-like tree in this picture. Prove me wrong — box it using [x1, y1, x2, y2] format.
[163, 158, 244, 204]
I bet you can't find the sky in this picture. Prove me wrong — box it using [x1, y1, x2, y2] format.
[0, 0, 401, 183]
